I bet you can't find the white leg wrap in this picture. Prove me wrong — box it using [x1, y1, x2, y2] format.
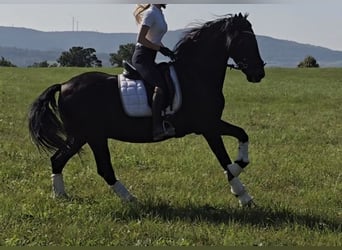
[236, 141, 249, 163]
[111, 181, 137, 202]
[229, 177, 245, 196]
[227, 163, 243, 177]
[229, 177, 253, 207]
[51, 173, 67, 198]
[238, 192, 253, 207]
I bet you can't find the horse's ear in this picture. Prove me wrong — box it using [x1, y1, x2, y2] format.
[239, 13, 243, 18]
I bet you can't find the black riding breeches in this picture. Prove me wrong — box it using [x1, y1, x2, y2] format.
[132, 45, 166, 90]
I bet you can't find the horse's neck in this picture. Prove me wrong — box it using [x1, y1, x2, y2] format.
[176, 52, 229, 89]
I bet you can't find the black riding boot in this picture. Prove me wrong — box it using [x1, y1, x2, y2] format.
[152, 87, 175, 141]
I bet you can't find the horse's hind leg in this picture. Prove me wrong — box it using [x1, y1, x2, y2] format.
[50, 137, 85, 198]
[87, 138, 136, 202]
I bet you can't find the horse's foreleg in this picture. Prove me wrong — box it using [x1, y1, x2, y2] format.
[50, 138, 85, 198]
[88, 138, 136, 202]
[204, 134, 232, 173]
[204, 134, 253, 207]
[218, 120, 250, 176]
[228, 175, 254, 207]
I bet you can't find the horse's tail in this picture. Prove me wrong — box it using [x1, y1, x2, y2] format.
[28, 84, 68, 153]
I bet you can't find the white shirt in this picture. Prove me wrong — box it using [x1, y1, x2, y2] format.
[139, 5, 168, 46]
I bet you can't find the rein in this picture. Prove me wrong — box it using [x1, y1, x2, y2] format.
[227, 61, 266, 71]
[227, 63, 245, 71]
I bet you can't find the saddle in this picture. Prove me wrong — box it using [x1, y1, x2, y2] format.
[118, 61, 182, 117]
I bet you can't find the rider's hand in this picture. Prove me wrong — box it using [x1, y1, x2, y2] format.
[159, 46, 175, 60]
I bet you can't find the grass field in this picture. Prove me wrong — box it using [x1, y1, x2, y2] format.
[0, 67, 341, 246]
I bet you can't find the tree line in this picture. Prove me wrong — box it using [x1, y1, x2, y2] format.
[0, 44, 320, 68]
[0, 43, 135, 68]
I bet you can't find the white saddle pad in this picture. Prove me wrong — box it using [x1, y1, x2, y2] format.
[118, 65, 182, 117]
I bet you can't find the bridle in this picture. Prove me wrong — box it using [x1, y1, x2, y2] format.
[227, 30, 266, 71]
[227, 62, 249, 71]
[227, 60, 266, 71]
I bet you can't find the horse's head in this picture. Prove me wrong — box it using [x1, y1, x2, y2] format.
[174, 13, 265, 83]
[228, 13, 265, 83]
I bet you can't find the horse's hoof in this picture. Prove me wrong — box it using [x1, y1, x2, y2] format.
[240, 199, 256, 208]
[237, 192, 255, 208]
[127, 195, 138, 203]
[52, 192, 69, 199]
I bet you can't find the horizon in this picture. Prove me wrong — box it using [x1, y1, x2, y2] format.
[2, 22, 342, 68]
[1, 24, 341, 53]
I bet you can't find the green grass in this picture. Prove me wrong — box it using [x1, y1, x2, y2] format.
[0, 67, 341, 246]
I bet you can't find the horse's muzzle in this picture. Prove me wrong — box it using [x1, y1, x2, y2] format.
[246, 69, 265, 83]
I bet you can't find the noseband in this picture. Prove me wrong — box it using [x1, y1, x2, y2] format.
[227, 31, 266, 71]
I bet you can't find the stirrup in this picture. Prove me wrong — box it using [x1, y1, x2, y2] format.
[153, 121, 176, 141]
[162, 120, 175, 135]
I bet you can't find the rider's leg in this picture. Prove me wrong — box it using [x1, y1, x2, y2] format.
[152, 86, 175, 141]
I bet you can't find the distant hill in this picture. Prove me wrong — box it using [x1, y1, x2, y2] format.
[257, 35, 342, 67]
[1, 26, 342, 67]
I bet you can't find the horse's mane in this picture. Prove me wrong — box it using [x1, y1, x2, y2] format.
[174, 13, 251, 57]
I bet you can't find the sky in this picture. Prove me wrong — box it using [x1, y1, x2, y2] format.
[0, 0, 341, 51]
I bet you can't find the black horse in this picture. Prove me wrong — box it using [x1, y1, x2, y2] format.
[29, 13, 265, 206]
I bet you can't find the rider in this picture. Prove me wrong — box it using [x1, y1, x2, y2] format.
[132, 4, 175, 141]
